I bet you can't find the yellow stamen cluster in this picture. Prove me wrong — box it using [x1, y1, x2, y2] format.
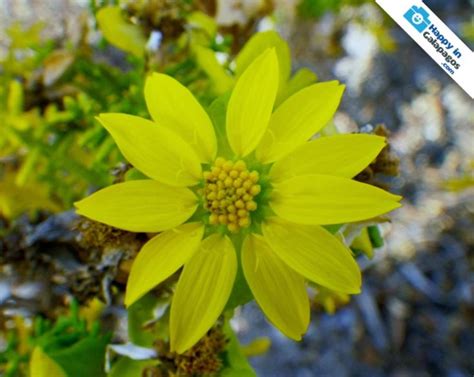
[203, 157, 261, 233]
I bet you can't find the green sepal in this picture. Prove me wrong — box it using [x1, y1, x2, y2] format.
[225, 234, 254, 311]
[124, 168, 148, 181]
[324, 224, 344, 234]
[368, 225, 384, 248]
[219, 322, 256, 377]
[276, 67, 318, 107]
[207, 92, 233, 159]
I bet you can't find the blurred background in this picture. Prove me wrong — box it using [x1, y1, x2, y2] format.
[1, 0, 473, 376]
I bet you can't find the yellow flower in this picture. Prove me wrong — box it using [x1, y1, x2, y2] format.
[75, 49, 401, 353]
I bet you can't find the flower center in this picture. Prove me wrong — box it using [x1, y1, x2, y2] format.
[203, 157, 261, 233]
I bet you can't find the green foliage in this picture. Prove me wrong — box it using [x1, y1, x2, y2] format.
[0, 331, 28, 377]
[297, 0, 341, 19]
[127, 294, 164, 347]
[0, 15, 319, 220]
[96, 6, 147, 57]
[32, 300, 111, 377]
[47, 336, 110, 377]
[0, 300, 110, 377]
[297, 0, 368, 19]
[0, 22, 147, 212]
[0, 4, 236, 218]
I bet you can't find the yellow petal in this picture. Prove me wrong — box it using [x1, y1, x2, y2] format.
[270, 174, 401, 225]
[30, 347, 67, 377]
[144, 73, 217, 162]
[75, 180, 197, 232]
[235, 31, 291, 91]
[226, 49, 279, 157]
[170, 234, 237, 353]
[125, 223, 204, 307]
[242, 234, 309, 340]
[256, 81, 345, 163]
[96, 6, 146, 57]
[270, 134, 386, 182]
[263, 218, 361, 293]
[98, 113, 201, 186]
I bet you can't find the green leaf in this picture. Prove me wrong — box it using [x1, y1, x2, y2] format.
[220, 323, 256, 377]
[128, 294, 162, 347]
[15, 147, 40, 186]
[187, 11, 217, 36]
[96, 6, 146, 58]
[48, 335, 111, 377]
[108, 358, 155, 377]
[7, 80, 24, 115]
[194, 46, 234, 94]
